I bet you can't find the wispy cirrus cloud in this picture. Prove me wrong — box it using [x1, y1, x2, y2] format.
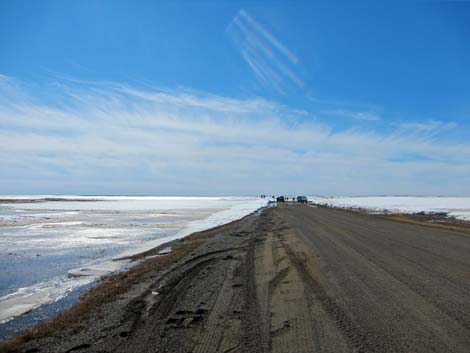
[1, 75, 469, 196]
[393, 120, 457, 136]
[322, 109, 381, 121]
[227, 10, 303, 94]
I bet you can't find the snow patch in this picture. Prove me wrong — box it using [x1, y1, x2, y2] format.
[310, 196, 470, 221]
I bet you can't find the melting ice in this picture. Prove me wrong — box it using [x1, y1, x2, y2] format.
[0, 196, 267, 323]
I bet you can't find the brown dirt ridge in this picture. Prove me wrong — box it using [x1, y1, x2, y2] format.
[2, 204, 470, 353]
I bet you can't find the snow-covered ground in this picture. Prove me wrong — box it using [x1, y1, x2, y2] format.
[310, 196, 470, 221]
[0, 196, 267, 323]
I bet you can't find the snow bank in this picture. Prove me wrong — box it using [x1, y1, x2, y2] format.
[310, 196, 470, 221]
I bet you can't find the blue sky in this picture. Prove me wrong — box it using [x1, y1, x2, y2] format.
[1, 0, 470, 195]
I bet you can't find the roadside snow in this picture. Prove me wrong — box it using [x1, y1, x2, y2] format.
[310, 196, 470, 221]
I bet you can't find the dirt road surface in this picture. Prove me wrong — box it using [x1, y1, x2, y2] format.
[5, 205, 470, 353]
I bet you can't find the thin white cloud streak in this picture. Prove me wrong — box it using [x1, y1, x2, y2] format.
[393, 120, 458, 138]
[240, 10, 299, 65]
[228, 10, 303, 94]
[0, 77, 470, 195]
[323, 109, 381, 121]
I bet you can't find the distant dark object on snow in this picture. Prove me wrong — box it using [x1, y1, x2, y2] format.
[297, 196, 308, 204]
[276, 196, 285, 203]
[414, 211, 448, 217]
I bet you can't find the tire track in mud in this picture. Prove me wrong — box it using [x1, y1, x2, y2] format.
[115, 219, 261, 353]
[192, 260, 235, 353]
[278, 209, 386, 353]
[118, 257, 220, 353]
[270, 218, 350, 353]
[240, 229, 269, 353]
[282, 240, 365, 352]
[254, 214, 318, 353]
[267, 246, 314, 352]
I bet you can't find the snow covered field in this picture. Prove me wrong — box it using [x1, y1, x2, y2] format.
[0, 196, 267, 323]
[310, 196, 470, 221]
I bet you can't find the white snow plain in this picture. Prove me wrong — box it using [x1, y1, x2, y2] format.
[0, 196, 267, 323]
[309, 196, 470, 221]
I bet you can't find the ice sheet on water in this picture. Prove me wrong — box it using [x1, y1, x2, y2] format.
[0, 196, 267, 323]
[112, 197, 267, 258]
[1, 196, 259, 211]
[0, 276, 94, 323]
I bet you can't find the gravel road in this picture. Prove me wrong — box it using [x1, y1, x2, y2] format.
[6, 204, 470, 353]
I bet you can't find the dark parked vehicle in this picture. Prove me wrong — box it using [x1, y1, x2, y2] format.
[276, 196, 285, 202]
[297, 196, 308, 203]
